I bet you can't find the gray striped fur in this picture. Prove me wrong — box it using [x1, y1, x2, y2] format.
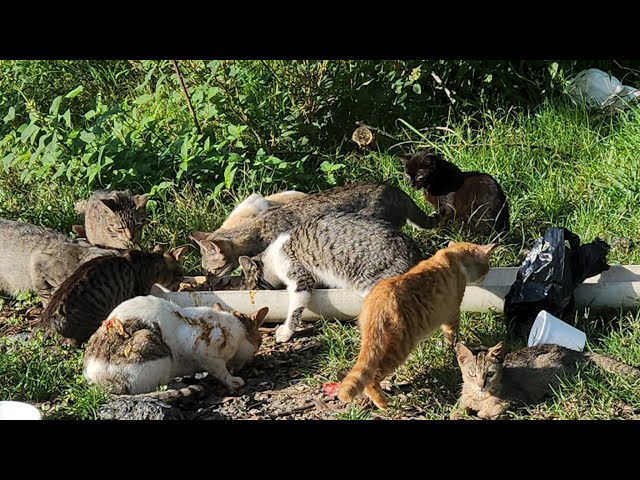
[0, 219, 116, 304]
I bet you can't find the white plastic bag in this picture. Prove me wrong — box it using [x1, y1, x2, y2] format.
[567, 68, 640, 112]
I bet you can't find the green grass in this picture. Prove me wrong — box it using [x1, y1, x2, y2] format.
[0, 330, 109, 419]
[311, 310, 640, 420]
[2, 101, 640, 419]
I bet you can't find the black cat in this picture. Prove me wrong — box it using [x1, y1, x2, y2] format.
[399, 151, 509, 236]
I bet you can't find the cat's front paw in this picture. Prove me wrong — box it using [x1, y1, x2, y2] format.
[477, 408, 504, 420]
[226, 376, 245, 390]
[275, 324, 295, 343]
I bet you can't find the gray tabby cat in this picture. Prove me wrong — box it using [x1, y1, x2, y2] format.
[0, 219, 116, 304]
[191, 181, 436, 285]
[74, 190, 149, 249]
[239, 212, 423, 342]
[40, 245, 188, 345]
[454, 342, 640, 419]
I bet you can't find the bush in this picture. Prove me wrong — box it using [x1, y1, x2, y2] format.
[1, 60, 638, 197]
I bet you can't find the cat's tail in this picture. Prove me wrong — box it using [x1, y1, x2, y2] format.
[586, 352, 640, 379]
[337, 308, 386, 404]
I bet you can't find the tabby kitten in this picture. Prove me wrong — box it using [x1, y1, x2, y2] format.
[239, 212, 423, 343]
[74, 190, 149, 249]
[338, 241, 497, 409]
[454, 342, 640, 419]
[83, 295, 268, 395]
[0, 219, 116, 304]
[399, 151, 509, 236]
[191, 181, 436, 285]
[217, 190, 307, 232]
[40, 245, 188, 345]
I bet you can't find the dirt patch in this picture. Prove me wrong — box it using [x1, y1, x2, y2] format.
[0, 302, 42, 339]
[99, 328, 351, 420]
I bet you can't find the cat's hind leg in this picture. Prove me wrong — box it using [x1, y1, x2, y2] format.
[275, 265, 315, 343]
[30, 253, 58, 304]
[204, 357, 245, 390]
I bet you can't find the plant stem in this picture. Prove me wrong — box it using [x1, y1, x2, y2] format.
[171, 60, 202, 135]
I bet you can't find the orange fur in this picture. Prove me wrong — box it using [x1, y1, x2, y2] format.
[337, 241, 496, 409]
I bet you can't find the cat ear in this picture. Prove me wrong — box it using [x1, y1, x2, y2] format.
[191, 232, 227, 254]
[238, 256, 256, 272]
[133, 193, 149, 210]
[448, 241, 456, 248]
[251, 307, 269, 328]
[153, 244, 165, 254]
[479, 243, 498, 256]
[213, 302, 225, 312]
[167, 245, 189, 263]
[190, 231, 210, 242]
[100, 198, 120, 212]
[209, 239, 232, 254]
[488, 342, 505, 362]
[455, 343, 473, 365]
[397, 153, 412, 165]
[71, 224, 86, 238]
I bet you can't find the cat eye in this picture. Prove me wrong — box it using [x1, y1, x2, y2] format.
[468, 372, 476, 378]
[487, 372, 495, 378]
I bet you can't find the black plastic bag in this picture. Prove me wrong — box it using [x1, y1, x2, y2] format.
[504, 227, 610, 337]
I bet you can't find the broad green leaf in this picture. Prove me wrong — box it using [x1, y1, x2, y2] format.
[20, 123, 40, 144]
[2, 153, 15, 169]
[3, 106, 15, 123]
[81, 152, 94, 165]
[79, 131, 96, 143]
[65, 85, 84, 99]
[51, 163, 66, 180]
[223, 163, 237, 188]
[134, 94, 153, 105]
[62, 109, 72, 128]
[213, 182, 225, 197]
[49, 95, 63, 116]
[87, 163, 101, 184]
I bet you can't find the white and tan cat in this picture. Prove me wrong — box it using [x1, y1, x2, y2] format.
[83, 295, 268, 395]
[217, 190, 307, 232]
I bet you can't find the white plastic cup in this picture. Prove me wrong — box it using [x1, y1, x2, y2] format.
[527, 310, 587, 352]
[0, 401, 42, 420]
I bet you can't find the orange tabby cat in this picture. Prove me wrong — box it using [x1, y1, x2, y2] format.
[338, 241, 497, 409]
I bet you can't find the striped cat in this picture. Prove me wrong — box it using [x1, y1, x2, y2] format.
[192, 181, 437, 286]
[40, 245, 188, 345]
[0, 219, 116, 304]
[238, 212, 423, 343]
[74, 190, 149, 249]
[454, 342, 640, 419]
[83, 295, 268, 395]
